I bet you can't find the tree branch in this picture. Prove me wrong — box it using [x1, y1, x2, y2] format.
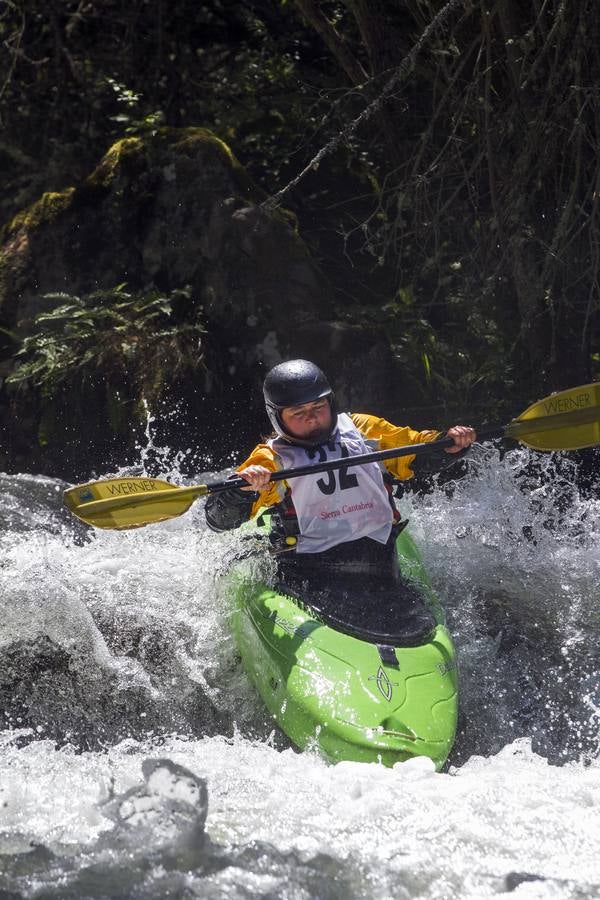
[293, 0, 368, 85]
[267, 0, 466, 209]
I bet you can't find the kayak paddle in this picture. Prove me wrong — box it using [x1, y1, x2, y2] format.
[64, 382, 600, 530]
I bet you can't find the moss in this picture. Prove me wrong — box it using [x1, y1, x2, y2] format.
[82, 129, 264, 202]
[2, 128, 267, 247]
[0, 248, 8, 290]
[169, 127, 265, 201]
[170, 127, 237, 165]
[85, 137, 145, 190]
[3, 188, 75, 241]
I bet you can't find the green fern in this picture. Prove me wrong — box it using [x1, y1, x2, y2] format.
[7, 284, 205, 391]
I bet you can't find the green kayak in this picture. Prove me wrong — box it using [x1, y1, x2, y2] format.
[227, 519, 458, 770]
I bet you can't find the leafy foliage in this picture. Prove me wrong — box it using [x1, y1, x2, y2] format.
[7, 285, 206, 395]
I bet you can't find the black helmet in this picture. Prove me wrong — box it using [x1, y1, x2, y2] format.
[263, 359, 338, 446]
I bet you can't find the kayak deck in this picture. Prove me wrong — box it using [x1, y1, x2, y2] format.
[274, 572, 437, 647]
[227, 526, 458, 770]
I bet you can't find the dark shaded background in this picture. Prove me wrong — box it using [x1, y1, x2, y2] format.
[1, 0, 599, 475]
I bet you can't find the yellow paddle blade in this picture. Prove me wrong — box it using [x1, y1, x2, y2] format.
[506, 382, 600, 450]
[64, 477, 208, 529]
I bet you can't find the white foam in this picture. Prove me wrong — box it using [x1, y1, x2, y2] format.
[0, 445, 599, 896]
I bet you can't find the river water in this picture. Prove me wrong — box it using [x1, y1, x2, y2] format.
[1, 443, 599, 898]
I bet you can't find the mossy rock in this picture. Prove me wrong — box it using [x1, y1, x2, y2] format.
[0, 128, 262, 250]
[0, 128, 271, 332]
[82, 128, 264, 202]
[0, 127, 395, 477]
[3, 188, 76, 242]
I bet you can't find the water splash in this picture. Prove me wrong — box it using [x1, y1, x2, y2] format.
[405, 445, 600, 764]
[1, 444, 600, 897]
[133, 398, 193, 481]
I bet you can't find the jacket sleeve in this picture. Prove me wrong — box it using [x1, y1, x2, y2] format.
[350, 413, 466, 479]
[204, 443, 284, 532]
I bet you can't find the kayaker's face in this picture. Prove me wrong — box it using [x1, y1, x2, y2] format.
[281, 398, 332, 443]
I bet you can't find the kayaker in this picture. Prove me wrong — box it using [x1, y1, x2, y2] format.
[205, 359, 475, 583]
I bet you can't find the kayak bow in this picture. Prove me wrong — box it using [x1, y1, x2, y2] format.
[226, 517, 458, 769]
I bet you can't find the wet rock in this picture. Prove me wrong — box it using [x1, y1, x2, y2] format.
[504, 871, 546, 891]
[0, 625, 231, 751]
[0, 759, 364, 898]
[99, 759, 209, 857]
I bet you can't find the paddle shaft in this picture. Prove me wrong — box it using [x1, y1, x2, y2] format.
[214, 403, 600, 495]
[207, 425, 506, 494]
[62, 384, 600, 527]
[63, 426, 506, 519]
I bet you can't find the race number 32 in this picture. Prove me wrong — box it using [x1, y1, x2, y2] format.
[307, 444, 359, 495]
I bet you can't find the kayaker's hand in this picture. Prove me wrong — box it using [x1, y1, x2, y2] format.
[444, 425, 477, 453]
[238, 465, 272, 492]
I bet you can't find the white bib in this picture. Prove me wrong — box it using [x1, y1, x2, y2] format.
[269, 413, 393, 553]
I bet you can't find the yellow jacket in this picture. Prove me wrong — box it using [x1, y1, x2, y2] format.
[236, 413, 441, 518]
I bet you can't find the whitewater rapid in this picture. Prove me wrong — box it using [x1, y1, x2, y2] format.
[1, 445, 599, 898]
